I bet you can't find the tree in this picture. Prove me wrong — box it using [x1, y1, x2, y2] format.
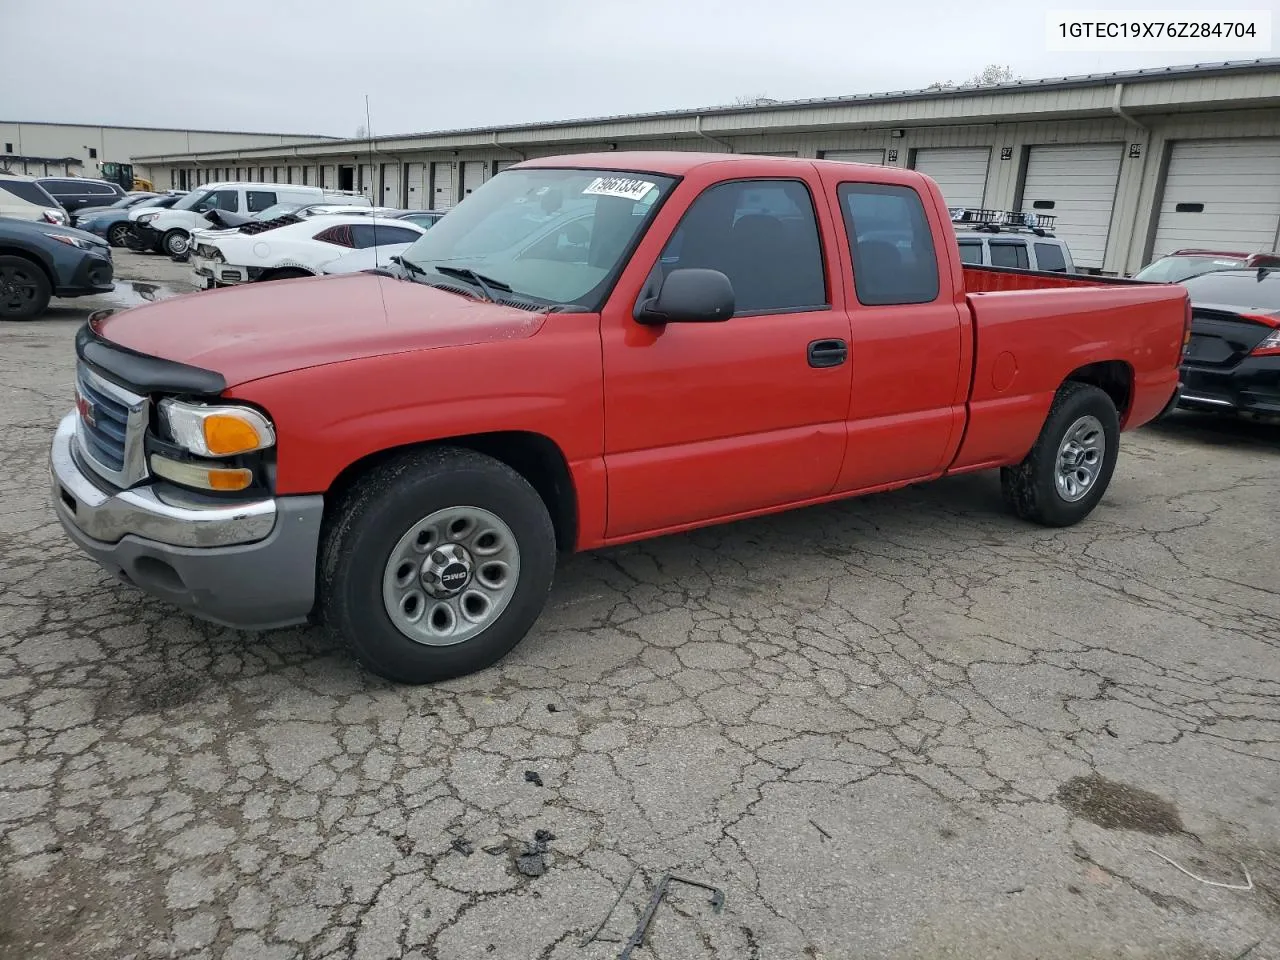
[929, 64, 1020, 90]
[354, 124, 367, 140]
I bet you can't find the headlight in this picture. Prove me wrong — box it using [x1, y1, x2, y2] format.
[42, 209, 67, 224]
[47, 233, 95, 250]
[159, 400, 276, 457]
[137, 212, 159, 224]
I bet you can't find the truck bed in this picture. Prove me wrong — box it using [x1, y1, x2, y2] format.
[950, 265, 1188, 473]
[963, 263, 1155, 293]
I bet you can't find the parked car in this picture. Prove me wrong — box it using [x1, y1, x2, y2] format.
[949, 208, 1076, 272]
[49, 153, 1187, 684]
[0, 174, 69, 225]
[0, 217, 113, 320]
[319, 243, 418, 276]
[1173, 267, 1280, 421]
[78, 193, 185, 246]
[189, 215, 425, 287]
[68, 191, 158, 226]
[392, 209, 446, 230]
[1133, 248, 1280, 284]
[128, 182, 370, 257]
[35, 177, 127, 222]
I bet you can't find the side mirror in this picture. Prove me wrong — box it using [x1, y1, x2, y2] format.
[636, 268, 734, 324]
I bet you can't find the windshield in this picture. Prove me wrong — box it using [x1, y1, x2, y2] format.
[170, 189, 209, 212]
[398, 168, 675, 308]
[1133, 255, 1245, 283]
[1182, 270, 1280, 310]
[253, 203, 301, 221]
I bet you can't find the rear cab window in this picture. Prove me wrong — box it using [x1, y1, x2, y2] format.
[837, 183, 940, 305]
[958, 241, 983, 265]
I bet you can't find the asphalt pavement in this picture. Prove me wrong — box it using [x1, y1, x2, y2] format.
[2, 252, 1279, 959]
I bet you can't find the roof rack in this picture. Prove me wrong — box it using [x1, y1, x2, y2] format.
[950, 207, 1057, 236]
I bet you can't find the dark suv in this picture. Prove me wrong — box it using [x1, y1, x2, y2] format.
[36, 178, 127, 224]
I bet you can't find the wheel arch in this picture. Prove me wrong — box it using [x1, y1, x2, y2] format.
[324, 431, 579, 554]
[0, 246, 55, 289]
[1063, 360, 1134, 424]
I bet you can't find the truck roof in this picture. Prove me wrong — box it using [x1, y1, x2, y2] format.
[518, 150, 931, 185]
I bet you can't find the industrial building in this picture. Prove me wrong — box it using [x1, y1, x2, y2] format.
[131, 58, 1280, 275]
[0, 121, 335, 182]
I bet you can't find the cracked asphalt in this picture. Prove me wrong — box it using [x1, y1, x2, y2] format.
[3, 253, 1280, 959]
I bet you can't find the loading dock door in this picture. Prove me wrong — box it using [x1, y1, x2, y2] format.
[406, 163, 427, 208]
[460, 160, 489, 200]
[381, 163, 402, 207]
[821, 149, 886, 165]
[1151, 138, 1280, 260]
[1020, 143, 1123, 271]
[496, 160, 517, 173]
[432, 162, 455, 209]
[911, 147, 990, 208]
[358, 164, 376, 201]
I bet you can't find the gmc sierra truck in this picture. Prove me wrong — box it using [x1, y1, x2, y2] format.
[51, 153, 1189, 684]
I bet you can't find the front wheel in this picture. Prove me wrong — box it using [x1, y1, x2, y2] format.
[161, 229, 189, 257]
[106, 223, 130, 247]
[1001, 382, 1119, 527]
[0, 255, 52, 321]
[320, 447, 557, 684]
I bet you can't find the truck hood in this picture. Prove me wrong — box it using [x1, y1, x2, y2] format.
[94, 273, 549, 388]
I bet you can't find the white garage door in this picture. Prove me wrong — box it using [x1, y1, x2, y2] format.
[406, 163, 427, 209]
[496, 160, 517, 173]
[1151, 138, 1280, 259]
[460, 161, 489, 200]
[321, 165, 337, 190]
[382, 163, 402, 207]
[431, 161, 455, 209]
[911, 147, 990, 208]
[822, 149, 885, 165]
[358, 164, 376, 201]
[1020, 143, 1123, 270]
[288, 165, 302, 185]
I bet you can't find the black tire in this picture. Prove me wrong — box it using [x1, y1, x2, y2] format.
[1000, 382, 1120, 527]
[0, 255, 52, 321]
[319, 446, 557, 684]
[106, 223, 130, 247]
[161, 229, 189, 257]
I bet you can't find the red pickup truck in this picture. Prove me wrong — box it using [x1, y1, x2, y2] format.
[52, 153, 1188, 683]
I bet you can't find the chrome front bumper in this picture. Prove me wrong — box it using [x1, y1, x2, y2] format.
[50, 412, 325, 630]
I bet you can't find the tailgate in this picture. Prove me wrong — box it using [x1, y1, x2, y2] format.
[1184, 306, 1277, 369]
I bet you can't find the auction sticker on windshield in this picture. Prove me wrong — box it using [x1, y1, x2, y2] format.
[582, 176, 655, 201]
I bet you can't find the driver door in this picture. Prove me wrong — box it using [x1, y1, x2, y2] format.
[600, 176, 853, 540]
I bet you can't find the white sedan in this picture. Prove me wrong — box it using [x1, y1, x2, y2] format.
[189, 215, 425, 288]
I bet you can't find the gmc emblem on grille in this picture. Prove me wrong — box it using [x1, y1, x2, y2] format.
[75, 390, 97, 429]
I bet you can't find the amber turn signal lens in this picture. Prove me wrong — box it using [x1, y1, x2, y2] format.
[202, 414, 263, 457]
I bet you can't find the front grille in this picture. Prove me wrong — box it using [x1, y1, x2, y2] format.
[75, 363, 149, 488]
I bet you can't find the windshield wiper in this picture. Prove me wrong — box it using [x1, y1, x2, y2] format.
[392, 254, 426, 279]
[433, 265, 511, 302]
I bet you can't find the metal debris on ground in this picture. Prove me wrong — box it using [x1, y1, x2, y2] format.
[547, 703, 560, 712]
[615, 873, 726, 960]
[450, 837, 474, 857]
[524, 770, 544, 787]
[580, 867, 639, 947]
[1147, 847, 1254, 891]
[809, 819, 831, 842]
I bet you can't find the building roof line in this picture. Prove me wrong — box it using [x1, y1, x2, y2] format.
[0, 120, 341, 139]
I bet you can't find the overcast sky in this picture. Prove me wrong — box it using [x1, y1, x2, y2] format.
[3, 0, 1276, 137]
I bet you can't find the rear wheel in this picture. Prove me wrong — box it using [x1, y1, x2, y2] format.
[1001, 382, 1119, 527]
[320, 447, 557, 684]
[0, 255, 52, 321]
[106, 223, 130, 247]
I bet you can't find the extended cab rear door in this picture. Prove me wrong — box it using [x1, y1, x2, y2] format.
[817, 169, 970, 490]
[599, 170, 854, 539]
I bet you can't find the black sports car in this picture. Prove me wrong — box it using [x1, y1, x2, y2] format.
[1177, 268, 1280, 421]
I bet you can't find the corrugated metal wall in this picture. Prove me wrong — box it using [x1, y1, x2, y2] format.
[150, 107, 1280, 275]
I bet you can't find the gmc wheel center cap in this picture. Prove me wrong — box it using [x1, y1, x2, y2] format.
[439, 562, 470, 591]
